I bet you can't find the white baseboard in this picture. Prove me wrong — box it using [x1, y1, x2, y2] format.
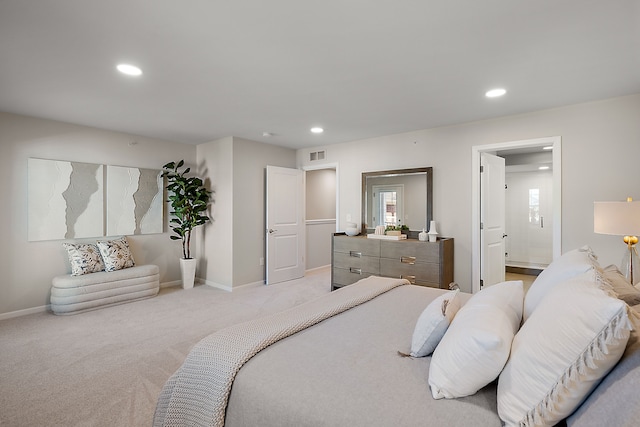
[233, 280, 266, 289]
[305, 264, 331, 273]
[199, 278, 233, 292]
[160, 280, 182, 289]
[0, 304, 51, 321]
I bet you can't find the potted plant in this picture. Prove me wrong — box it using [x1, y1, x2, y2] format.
[162, 160, 212, 289]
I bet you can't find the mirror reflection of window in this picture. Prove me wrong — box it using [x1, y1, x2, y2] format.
[529, 188, 540, 224]
[381, 191, 397, 226]
[373, 185, 404, 227]
[362, 167, 432, 233]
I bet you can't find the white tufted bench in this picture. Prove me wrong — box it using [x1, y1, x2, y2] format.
[50, 264, 160, 315]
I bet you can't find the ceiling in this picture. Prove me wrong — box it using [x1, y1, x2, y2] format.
[1, 1, 639, 150]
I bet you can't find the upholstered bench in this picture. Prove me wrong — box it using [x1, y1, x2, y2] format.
[51, 264, 160, 315]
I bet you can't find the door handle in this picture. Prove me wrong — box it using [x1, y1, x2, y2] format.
[502, 234, 508, 239]
[540, 216, 544, 228]
[268, 228, 278, 234]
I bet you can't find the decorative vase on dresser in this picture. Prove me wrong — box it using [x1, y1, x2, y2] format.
[331, 233, 454, 291]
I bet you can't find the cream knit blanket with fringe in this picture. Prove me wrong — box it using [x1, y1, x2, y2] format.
[153, 276, 408, 427]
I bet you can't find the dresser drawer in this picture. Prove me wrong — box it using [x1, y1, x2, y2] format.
[332, 267, 377, 288]
[333, 236, 380, 257]
[379, 258, 440, 286]
[380, 240, 440, 263]
[333, 252, 380, 273]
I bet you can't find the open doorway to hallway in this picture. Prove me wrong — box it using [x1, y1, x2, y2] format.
[499, 146, 554, 282]
[304, 166, 337, 271]
[472, 137, 561, 293]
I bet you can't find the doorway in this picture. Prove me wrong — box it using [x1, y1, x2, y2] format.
[471, 137, 562, 293]
[303, 164, 338, 271]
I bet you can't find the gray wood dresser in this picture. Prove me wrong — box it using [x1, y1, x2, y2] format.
[331, 233, 454, 291]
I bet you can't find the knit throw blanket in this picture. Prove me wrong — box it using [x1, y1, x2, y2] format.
[153, 276, 408, 427]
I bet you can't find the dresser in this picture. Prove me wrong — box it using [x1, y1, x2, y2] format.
[331, 234, 454, 291]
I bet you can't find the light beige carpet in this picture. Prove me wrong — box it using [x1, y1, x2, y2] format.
[0, 267, 331, 427]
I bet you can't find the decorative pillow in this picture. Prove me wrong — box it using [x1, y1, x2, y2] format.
[602, 264, 640, 306]
[96, 236, 135, 272]
[566, 310, 640, 427]
[428, 280, 524, 399]
[62, 243, 105, 276]
[497, 274, 633, 427]
[410, 289, 461, 357]
[523, 246, 598, 322]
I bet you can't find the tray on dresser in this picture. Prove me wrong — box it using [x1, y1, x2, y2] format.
[366, 234, 408, 240]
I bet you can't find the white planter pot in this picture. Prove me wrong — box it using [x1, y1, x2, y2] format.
[180, 258, 197, 289]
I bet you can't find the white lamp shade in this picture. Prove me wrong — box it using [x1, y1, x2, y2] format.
[594, 201, 640, 236]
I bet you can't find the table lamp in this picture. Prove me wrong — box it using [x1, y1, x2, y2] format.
[594, 197, 640, 285]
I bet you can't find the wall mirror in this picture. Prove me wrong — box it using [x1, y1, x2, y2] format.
[362, 167, 432, 235]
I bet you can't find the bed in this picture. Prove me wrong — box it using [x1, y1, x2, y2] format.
[154, 248, 640, 427]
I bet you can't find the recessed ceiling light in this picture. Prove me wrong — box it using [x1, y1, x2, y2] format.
[542, 146, 553, 150]
[117, 63, 142, 76]
[310, 127, 324, 134]
[485, 88, 506, 98]
[539, 166, 550, 170]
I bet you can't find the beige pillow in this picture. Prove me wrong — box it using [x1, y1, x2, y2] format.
[498, 273, 633, 427]
[429, 280, 524, 399]
[602, 264, 640, 306]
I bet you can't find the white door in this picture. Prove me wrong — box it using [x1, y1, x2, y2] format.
[265, 165, 305, 285]
[480, 153, 506, 287]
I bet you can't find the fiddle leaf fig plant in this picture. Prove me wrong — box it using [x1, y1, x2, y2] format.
[162, 160, 212, 259]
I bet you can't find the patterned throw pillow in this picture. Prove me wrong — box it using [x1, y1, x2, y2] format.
[96, 236, 135, 272]
[62, 243, 105, 276]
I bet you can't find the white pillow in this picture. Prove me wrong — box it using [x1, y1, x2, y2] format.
[498, 273, 633, 427]
[410, 289, 461, 357]
[429, 280, 524, 399]
[523, 246, 597, 321]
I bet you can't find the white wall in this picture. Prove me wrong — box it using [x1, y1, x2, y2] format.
[306, 169, 336, 220]
[0, 112, 196, 316]
[197, 137, 296, 289]
[297, 94, 640, 292]
[196, 137, 234, 290]
[232, 138, 296, 287]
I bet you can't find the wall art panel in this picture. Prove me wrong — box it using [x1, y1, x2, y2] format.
[106, 166, 163, 236]
[28, 158, 104, 241]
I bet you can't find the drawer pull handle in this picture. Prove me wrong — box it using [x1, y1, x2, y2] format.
[401, 256, 416, 265]
[349, 251, 362, 258]
[401, 275, 416, 284]
[350, 267, 362, 274]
